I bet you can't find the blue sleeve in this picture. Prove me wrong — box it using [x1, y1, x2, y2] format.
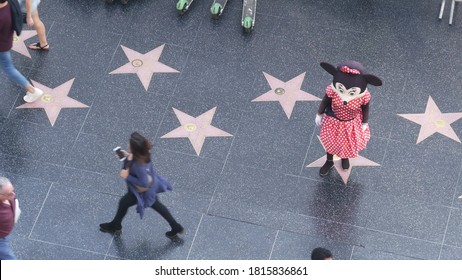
[126, 162, 149, 188]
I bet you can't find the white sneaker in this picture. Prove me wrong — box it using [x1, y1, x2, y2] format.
[23, 87, 44, 103]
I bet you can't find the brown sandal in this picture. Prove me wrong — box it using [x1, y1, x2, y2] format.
[28, 42, 49, 51]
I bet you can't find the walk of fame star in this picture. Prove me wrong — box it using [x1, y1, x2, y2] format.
[252, 72, 321, 119]
[398, 96, 462, 143]
[306, 136, 380, 184]
[16, 79, 89, 126]
[11, 30, 37, 58]
[109, 44, 179, 91]
[160, 107, 233, 156]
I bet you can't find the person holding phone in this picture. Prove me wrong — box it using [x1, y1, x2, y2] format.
[100, 132, 185, 239]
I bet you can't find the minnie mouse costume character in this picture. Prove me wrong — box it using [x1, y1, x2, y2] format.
[315, 61, 382, 177]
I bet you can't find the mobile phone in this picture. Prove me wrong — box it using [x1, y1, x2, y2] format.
[113, 147, 126, 161]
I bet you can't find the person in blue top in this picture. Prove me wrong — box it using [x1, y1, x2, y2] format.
[99, 132, 184, 239]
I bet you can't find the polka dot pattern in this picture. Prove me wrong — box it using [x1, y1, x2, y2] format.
[320, 85, 371, 158]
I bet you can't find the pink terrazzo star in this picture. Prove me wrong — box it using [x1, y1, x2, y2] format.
[16, 79, 89, 126]
[398, 96, 462, 143]
[11, 30, 37, 58]
[110, 44, 179, 91]
[252, 72, 321, 119]
[306, 136, 380, 184]
[161, 107, 233, 156]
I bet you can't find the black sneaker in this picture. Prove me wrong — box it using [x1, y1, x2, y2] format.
[341, 158, 350, 170]
[319, 160, 334, 177]
[99, 222, 122, 233]
[165, 226, 185, 239]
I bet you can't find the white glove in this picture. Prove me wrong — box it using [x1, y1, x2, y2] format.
[362, 123, 369, 131]
[315, 114, 323, 126]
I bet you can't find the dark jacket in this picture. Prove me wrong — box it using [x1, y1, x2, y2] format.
[9, 0, 23, 36]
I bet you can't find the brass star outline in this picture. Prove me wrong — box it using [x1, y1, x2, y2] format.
[252, 72, 321, 119]
[398, 96, 462, 143]
[109, 44, 179, 91]
[11, 30, 37, 58]
[16, 79, 89, 126]
[306, 136, 380, 184]
[160, 107, 233, 156]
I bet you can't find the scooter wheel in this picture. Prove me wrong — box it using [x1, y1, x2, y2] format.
[177, 0, 188, 15]
[242, 16, 253, 33]
[211, 3, 222, 19]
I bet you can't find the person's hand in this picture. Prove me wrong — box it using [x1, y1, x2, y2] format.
[114, 149, 130, 160]
[315, 114, 323, 126]
[127, 153, 133, 161]
[119, 169, 129, 179]
[362, 123, 369, 131]
[26, 16, 34, 27]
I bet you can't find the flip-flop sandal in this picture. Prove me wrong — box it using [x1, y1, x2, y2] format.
[28, 42, 49, 51]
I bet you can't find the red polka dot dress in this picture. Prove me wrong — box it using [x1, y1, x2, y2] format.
[320, 85, 371, 158]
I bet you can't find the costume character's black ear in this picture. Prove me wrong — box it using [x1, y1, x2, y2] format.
[320, 62, 337, 76]
[363, 74, 382, 86]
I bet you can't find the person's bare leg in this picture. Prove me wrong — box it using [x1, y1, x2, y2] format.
[30, 9, 49, 49]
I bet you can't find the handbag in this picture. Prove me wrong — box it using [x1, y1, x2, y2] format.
[134, 164, 172, 193]
[135, 169, 173, 193]
[14, 198, 21, 223]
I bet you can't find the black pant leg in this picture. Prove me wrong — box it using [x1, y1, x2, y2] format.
[111, 191, 137, 226]
[151, 198, 181, 230]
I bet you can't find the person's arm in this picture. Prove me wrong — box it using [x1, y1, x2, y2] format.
[360, 102, 370, 131]
[315, 94, 331, 126]
[317, 94, 331, 115]
[361, 103, 369, 123]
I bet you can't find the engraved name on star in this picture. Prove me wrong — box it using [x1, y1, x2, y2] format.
[398, 96, 462, 143]
[306, 136, 380, 185]
[252, 72, 321, 119]
[11, 30, 37, 58]
[109, 44, 179, 91]
[160, 107, 233, 156]
[16, 79, 89, 126]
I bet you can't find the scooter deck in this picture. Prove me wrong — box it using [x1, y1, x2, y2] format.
[242, 0, 257, 31]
